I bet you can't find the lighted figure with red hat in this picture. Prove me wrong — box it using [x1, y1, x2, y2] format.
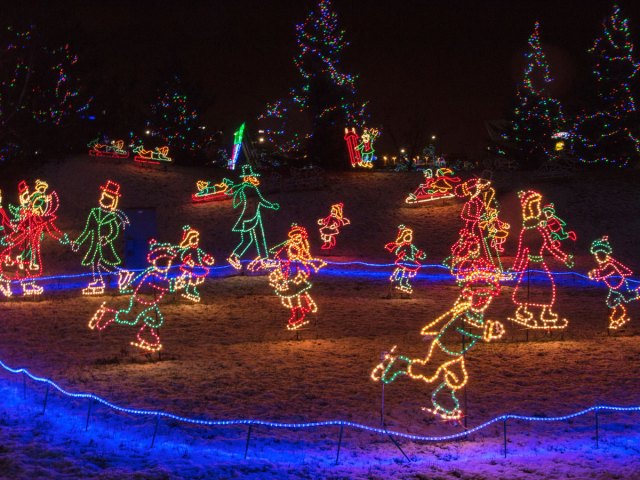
[372, 183, 508, 422]
[509, 190, 574, 330]
[317, 203, 350, 250]
[132, 145, 172, 164]
[384, 224, 426, 294]
[88, 137, 129, 158]
[252, 224, 326, 330]
[72, 181, 130, 295]
[542, 203, 577, 247]
[174, 225, 214, 302]
[191, 178, 234, 203]
[224, 164, 280, 270]
[405, 168, 462, 204]
[588, 236, 640, 329]
[89, 239, 184, 352]
[0, 180, 69, 297]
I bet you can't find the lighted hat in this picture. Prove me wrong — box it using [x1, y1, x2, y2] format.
[179, 225, 199, 247]
[590, 236, 612, 255]
[240, 164, 260, 178]
[18, 180, 28, 195]
[146, 239, 177, 263]
[100, 180, 121, 197]
[288, 223, 308, 239]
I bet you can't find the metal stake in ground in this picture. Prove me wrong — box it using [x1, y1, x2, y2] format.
[244, 424, 253, 459]
[150, 414, 160, 448]
[335, 424, 344, 465]
[85, 399, 93, 431]
[42, 384, 50, 414]
[503, 419, 508, 457]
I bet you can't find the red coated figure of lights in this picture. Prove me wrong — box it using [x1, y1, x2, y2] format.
[0, 180, 69, 297]
[317, 203, 350, 250]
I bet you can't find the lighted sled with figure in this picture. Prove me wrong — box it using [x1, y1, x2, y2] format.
[88, 138, 130, 159]
[191, 179, 234, 203]
[133, 145, 173, 165]
[405, 168, 461, 204]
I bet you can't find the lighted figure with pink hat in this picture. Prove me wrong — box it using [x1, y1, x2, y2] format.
[174, 225, 215, 302]
[384, 224, 426, 294]
[317, 202, 350, 250]
[72, 180, 130, 295]
[252, 224, 326, 331]
[89, 239, 183, 352]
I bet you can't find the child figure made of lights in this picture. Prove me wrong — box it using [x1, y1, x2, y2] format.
[133, 145, 172, 164]
[88, 137, 129, 158]
[405, 168, 461, 204]
[509, 190, 574, 330]
[317, 202, 350, 250]
[89, 240, 183, 352]
[372, 227, 506, 421]
[174, 225, 214, 302]
[384, 224, 426, 294]
[191, 178, 234, 203]
[72, 181, 129, 295]
[354, 127, 379, 168]
[251, 224, 326, 331]
[588, 236, 640, 329]
[344, 127, 362, 167]
[541, 203, 577, 247]
[0, 180, 69, 297]
[224, 164, 280, 270]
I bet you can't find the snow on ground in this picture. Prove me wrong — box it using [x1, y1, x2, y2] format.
[1, 156, 640, 478]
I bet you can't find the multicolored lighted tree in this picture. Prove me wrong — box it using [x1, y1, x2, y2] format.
[0, 27, 90, 162]
[588, 236, 640, 329]
[572, 4, 640, 166]
[147, 74, 206, 155]
[258, 0, 368, 166]
[510, 22, 565, 169]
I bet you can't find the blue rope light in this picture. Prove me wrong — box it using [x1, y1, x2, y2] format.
[7, 260, 638, 288]
[0, 359, 638, 442]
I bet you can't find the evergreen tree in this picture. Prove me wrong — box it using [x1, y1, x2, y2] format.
[147, 74, 206, 156]
[510, 22, 565, 170]
[572, 4, 640, 166]
[259, 0, 367, 168]
[0, 26, 90, 162]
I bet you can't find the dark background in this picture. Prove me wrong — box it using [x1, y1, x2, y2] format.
[5, 0, 640, 158]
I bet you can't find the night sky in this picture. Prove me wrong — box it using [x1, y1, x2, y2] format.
[7, 0, 640, 157]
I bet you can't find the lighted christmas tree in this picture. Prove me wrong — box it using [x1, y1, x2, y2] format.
[258, 0, 368, 166]
[147, 74, 206, 155]
[510, 22, 565, 170]
[572, 4, 640, 166]
[0, 26, 90, 162]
